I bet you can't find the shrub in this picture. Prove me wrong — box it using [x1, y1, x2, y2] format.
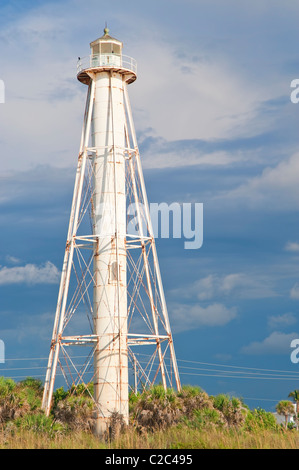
[181, 390, 214, 418]
[69, 382, 94, 397]
[245, 408, 278, 432]
[189, 408, 226, 429]
[177, 385, 203, 398]
[212, 394, 246, 427]
[0, 376, 295, 444]
[150, 384, 166, 401]
[19, 378, 43, 391]
[15, 413, 64, 436]
[0, 376, 44, 425]
[52, 387, 68, 409]
[0, 377, 16, 398]
[130, 385, 181, 432]
[16, 380, 43, 412]
[52, 395, 94, 432]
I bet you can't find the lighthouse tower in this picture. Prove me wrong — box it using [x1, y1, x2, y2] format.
[42, 28, 181, 438]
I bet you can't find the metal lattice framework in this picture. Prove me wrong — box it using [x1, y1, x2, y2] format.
[42, 69, 181, 419]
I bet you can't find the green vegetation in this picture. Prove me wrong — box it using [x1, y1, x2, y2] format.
[275, 400, 295, 429]
[0, 377, 298, 449]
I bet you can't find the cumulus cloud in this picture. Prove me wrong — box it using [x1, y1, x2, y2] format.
[267, 313, 297, 329]
[170, 272, 277, 301]
[285, 242, 299, 253]
[141, 147, 247, 170]
[0, 311, 54, 345]
[241, 331, 298, 355]
[0, 261, 60, 285]
[5, 255, 22, 265]
[130, 38, 276, 144]
[170, 302, 237, 333]
[290, 284, 299, 300]
[0, 0, 290, 174]
[222, 153, 299, 211]
[0, 4, 85, 173]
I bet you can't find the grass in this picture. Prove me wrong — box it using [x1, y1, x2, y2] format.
[1, 426, 299, 449]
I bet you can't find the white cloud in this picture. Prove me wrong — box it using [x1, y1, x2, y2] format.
[130, 39, 277, 144]
[170, 302, 237, 333]
[219, 272, 277, 299]
[290, 284, 299, 300]
[222, 152, 299, 211]
[268, 313, 297, 329]
[5, 255, 21, 265]
[0, 5, 85, 173]
[0, 261, 60, 285]
[0, 311, 54, 347]
[285, 242, 299, 253]
[193, 275, 215, 301]
[141, 148, 247, 170]
[241, 331, 298, 355]
[0, 0, 289, 174]
[170, 272, 277, 301]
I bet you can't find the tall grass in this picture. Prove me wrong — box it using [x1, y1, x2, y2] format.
[2, 426, 299, 450]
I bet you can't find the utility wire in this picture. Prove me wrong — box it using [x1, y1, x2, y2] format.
[3, 353, 299, 374]
[177, 358, 299, 375]
[1, 355, 297, 405]
[1, 354, 299, 376]
[1, 354, 299, 383]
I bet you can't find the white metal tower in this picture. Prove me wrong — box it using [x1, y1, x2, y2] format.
[42, 27, 181, 437]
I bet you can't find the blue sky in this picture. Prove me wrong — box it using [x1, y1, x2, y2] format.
[0, 0, 299, 412]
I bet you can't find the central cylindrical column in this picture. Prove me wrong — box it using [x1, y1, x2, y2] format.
[92, 70, 128, 437]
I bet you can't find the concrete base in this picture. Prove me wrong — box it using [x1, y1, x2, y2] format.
[93, 415, 109, 439]
[93, 412, 127, 440]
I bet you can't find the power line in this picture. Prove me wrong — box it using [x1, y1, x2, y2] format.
[179, 371, 299, 381]
[176, 358, 299, 375]
[242, 397, 281, 403]
[1, 355, 297, 406]
[177, 364, 299, 379]
[1, 354, 299, 382]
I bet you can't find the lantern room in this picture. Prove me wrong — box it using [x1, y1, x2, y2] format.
[90, 27, 122, 67]
[77, 27, 137, 85]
